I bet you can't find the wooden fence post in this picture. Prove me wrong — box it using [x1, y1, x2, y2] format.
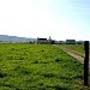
[84, 41, 89, 86]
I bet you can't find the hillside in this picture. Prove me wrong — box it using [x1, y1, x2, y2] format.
[0, 35, 36, 43]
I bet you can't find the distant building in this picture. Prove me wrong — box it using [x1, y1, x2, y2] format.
[77, 41, 84, 45]
[66, 39, 76, 44]
[48, 36, 52, 44]
[52, 40, 65, 45]
[59, 41, 65, 44]
[37, 38, 48, 44]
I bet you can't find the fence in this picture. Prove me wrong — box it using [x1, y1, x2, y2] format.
[84, 41, 90, 86]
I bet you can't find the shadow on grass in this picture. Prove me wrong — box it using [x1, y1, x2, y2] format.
[0, 83, 21, 90]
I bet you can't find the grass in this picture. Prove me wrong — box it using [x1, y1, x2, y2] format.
[60, 45, 84, 57]
[0, 43, 85, 90]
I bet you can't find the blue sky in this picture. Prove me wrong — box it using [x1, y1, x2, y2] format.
[48, 0, 90, 40]
[0, 0, 90, 40]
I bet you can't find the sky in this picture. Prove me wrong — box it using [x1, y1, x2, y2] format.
[0, 0, 90, 40]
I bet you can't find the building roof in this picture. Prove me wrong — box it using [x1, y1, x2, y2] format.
[37, 38, 47, 40]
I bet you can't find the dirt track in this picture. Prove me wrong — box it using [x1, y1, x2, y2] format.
[62, 48, 84, 64]
[54, 45, 84, 64]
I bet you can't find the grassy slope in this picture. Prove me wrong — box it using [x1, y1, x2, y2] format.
[0, 44, 83, 90]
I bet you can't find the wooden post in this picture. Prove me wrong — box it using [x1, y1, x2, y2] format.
[84, 41, 89, 86]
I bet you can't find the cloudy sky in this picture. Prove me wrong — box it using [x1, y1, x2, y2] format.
[0, 0, 90, 40]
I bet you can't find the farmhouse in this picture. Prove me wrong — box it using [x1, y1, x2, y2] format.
[36, 38, 48, 44]
[66, 39, 76, 44]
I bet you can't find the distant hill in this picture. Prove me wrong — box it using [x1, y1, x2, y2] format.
[0, 35, 36, 43]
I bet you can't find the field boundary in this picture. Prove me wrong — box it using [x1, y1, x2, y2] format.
[62, 48, 84, 57]
[54, 45, 84, 64]
[62, 48, 84, 64]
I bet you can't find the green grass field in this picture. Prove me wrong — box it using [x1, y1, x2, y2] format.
[0, 44, 85, 90]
